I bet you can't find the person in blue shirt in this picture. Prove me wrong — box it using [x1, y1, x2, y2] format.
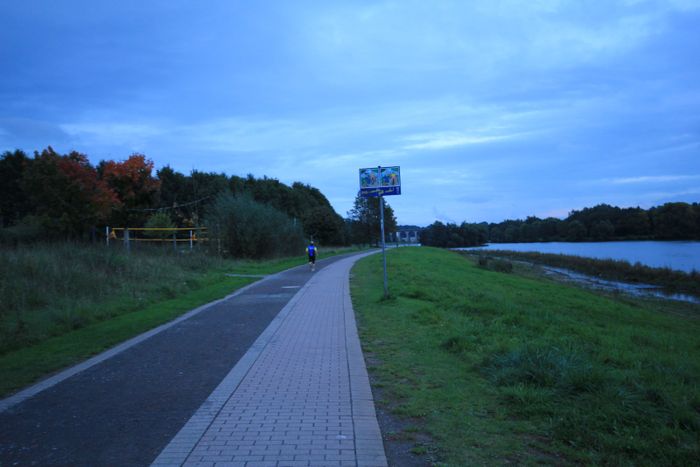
[307, 241, 317, 271]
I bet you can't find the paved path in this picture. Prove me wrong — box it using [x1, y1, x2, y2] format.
[153, 252, 387, 467]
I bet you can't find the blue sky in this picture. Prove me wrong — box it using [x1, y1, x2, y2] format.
[1, 0, 699, 225]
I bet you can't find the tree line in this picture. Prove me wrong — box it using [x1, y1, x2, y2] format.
[0, 147, 397, 257]
[421, 202, 700, 248]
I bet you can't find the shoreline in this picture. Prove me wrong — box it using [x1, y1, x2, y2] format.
[457, 249, 700, 304]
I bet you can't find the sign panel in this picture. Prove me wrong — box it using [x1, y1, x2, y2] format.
[359, 166, 401, 197]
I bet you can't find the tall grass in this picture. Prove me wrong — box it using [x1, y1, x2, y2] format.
[0, 243, 230, 354]
[352, 247, 700, 465]
[468, 249, 700, 297]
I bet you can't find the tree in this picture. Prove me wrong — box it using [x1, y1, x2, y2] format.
[0, 150, 33, 227]
[100, 154, 160, 226]
[590, 219, 615, 240]
[565, 220, 587, 241]
[650, 202, 697, 239]
[23, 147, 118, 237]
[615, 207, 651, 238]
[346, 194, 397, 245]
[421, 221, 485, 247]
[302, 206, 346, 245]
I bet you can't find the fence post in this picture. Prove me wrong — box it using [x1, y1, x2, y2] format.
[189, 230, 193, 250]
[106, 226, 110, 246]
[173, 231, 177, 252]
[124, 228, 130, 253]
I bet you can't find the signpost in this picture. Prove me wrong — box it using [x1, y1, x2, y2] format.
[359, 166, 401, 298]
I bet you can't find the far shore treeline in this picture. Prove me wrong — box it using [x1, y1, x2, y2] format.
[421, 202, 700, 248]
[0, 148, 396, 257]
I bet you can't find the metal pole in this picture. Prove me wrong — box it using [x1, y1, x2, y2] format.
[189, 230, 193, 250]
[380, 195, 388, 298]
[125, 228, 130, 253]
[106, 226, 109, 246]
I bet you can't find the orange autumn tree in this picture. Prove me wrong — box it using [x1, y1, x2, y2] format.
[100, 154, 161, 226]
[23, 147, 119, 237]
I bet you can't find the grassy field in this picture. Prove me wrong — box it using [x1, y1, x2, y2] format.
[0, 243, 359, 396]
[351, 247, 700, 465]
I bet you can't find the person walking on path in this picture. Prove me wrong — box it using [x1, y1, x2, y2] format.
[307, 240, 318, 271]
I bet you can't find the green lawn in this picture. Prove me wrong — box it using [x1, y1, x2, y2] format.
[351, 247, 700, 465]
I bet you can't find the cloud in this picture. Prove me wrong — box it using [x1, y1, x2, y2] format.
[402, 130, 523, 150]
[302, 0, 681, 86]
[606, 175, 700, 184]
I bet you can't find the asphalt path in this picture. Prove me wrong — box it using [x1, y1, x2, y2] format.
[0, 253, 361, 466]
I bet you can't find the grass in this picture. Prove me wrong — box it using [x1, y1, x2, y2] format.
[351, 247, 700, 465]
[0, 243, 362, 397]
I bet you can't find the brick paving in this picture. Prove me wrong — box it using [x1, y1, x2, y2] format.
[153, 253, 386, 467]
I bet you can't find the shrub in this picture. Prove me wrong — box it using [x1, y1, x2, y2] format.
[491, 259, 513, 273]
[206, 192, 305, 259]
[0, 215, 47, 245]
[144, 212, 175, 239]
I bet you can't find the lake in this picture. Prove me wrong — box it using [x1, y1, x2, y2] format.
[459, 240, 700, 273]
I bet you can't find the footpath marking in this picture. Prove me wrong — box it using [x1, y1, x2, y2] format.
[152, 251, 386, 467]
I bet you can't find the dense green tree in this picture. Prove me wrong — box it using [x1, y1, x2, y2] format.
[347, 194, 397, 245]
[650, 202, 697, 239]
[615, 207, 651, 237]
[590, 219, 615, 240]
[565, 220, 587, 241]
[420, 221, 486, 247]
[0, 150, 33, 227]
[302, 206, 346, 245]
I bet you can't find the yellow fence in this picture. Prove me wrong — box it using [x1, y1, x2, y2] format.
[106, 227, 208, 250]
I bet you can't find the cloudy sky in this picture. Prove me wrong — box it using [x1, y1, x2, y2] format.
[1, 0, 699, 225]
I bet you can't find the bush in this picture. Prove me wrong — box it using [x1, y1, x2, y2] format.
[144, 212, 175, 239]
[476, 255, 512, 273]
[206, 192, 305, 259]
[491, 259, 513, 273]
[0, 215, 50, 245]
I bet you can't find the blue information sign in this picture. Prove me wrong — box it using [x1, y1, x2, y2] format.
[359, 166, 401, 197]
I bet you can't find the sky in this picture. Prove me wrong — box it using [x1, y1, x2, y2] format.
[1, 0, 699, 226]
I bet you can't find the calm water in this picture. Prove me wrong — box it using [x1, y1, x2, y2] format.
[461, 241, 700, 273]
